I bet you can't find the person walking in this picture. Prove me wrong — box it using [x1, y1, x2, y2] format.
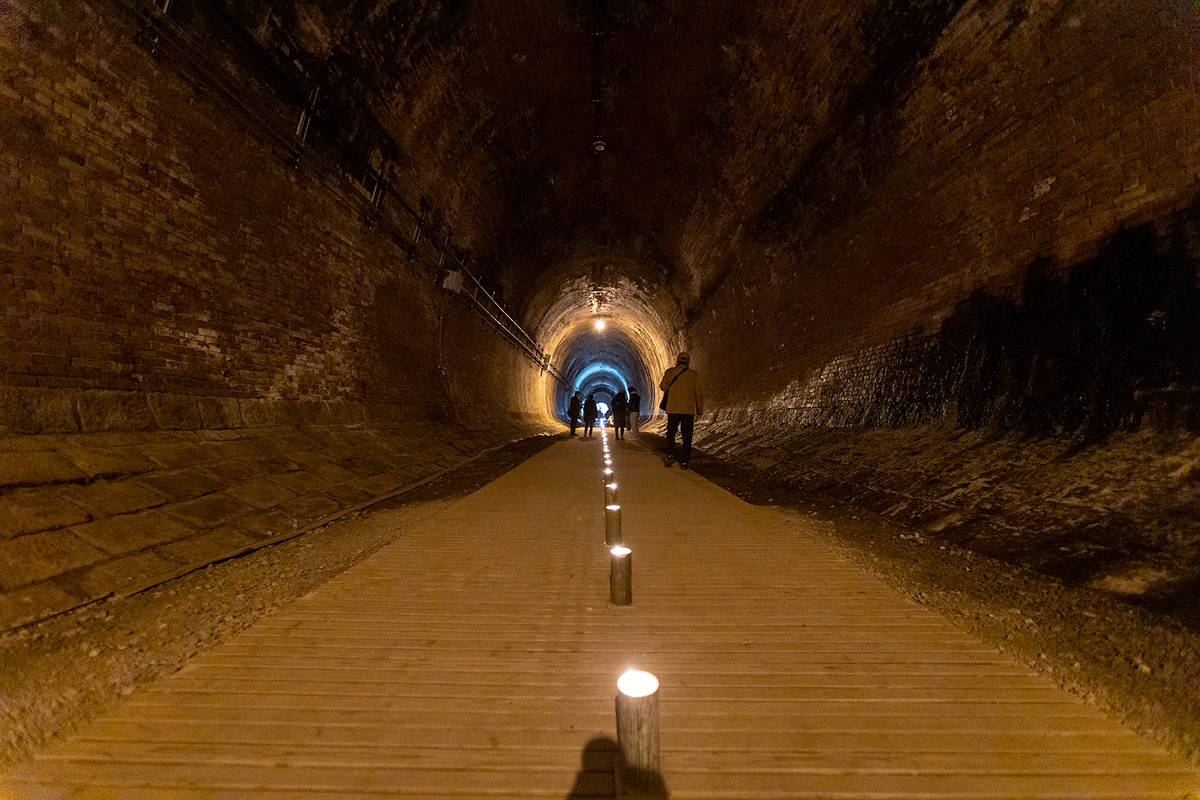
[627, 387, 641, 439]
[659, 352, 703, 469]
[583, 392, 598, 439]
[612, 390, 629, 440]
[568, 391, 583, 437]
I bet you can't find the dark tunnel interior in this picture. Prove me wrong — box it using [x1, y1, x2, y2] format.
[3, 0, 1200, 778]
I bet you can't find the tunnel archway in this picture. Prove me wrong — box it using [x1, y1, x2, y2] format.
[6, 0, 1200, 781]
[530, 269, 683, 423]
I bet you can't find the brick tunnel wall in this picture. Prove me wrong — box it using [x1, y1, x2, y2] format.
[692, 1, 1200, 417]
[679, 2, 1200, 613]
[0, 2, 555, 628]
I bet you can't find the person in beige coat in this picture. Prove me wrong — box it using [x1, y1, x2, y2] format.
[659, 352, 703, 468]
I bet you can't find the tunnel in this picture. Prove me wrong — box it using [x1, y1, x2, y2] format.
[3, 0, 1200, 794]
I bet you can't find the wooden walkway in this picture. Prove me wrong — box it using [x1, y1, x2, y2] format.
[4, 430, 1199, 798]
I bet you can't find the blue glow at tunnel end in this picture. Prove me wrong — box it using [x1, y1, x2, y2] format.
[572, 363, 628, 394]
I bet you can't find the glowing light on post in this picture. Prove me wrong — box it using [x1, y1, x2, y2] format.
[616, 669, 660, 790]
[610, 545, 632, 605]
[605, 503, 622, 546]
[617, 669, 658, 698]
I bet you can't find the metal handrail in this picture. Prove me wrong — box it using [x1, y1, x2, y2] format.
[119, 0, 569, 387]
[454, 268, 570, 386]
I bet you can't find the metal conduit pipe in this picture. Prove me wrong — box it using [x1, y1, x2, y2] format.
[118, 0, 566, 387]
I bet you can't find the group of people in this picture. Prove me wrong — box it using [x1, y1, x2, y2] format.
[566, 351, 703, 469]
[568, 387, 641, 440]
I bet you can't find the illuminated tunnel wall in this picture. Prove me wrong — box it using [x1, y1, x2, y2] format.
[529, 274, 682, 422]
[7, 0, 1200, 645]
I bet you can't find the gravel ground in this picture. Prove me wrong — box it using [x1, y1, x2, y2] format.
[5, 429, 1199, 776]
[673, 439, 1200, 769]
[0, 434, 561, 771]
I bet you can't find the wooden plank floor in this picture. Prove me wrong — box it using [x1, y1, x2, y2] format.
[5, 429, 1199, 798]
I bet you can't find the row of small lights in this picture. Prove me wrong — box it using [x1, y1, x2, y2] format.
[598, 417, 661, 784]
[601, 418, 630, 602]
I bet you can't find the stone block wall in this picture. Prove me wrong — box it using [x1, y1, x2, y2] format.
[0, 2, 558, 628]
[0, 1, 545, 429]
[689, 1, 1200, 419]
[665, 413, 1200, 623]
[720, 203, 1200, 437]
[0, 420, 558, 630]
[660, 2, 1200, 624]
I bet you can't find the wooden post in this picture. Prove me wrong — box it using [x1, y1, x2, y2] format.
[605, 504, 622, 546]
[610, 546, 631, 605]
[604, 482, 618, 507]
[616, 670, 660, 796]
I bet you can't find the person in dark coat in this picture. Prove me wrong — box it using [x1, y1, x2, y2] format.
[628, 387, 641, 439]
[568, 391, 583, 436]
[583, 393, 598, 438]
[612, 390, 629, 440]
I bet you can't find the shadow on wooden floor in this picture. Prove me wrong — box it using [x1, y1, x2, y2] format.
[565, 736, 669, 799]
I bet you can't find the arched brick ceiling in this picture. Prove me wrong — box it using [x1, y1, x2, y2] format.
[534, 268, 678, 415]
[224, 1, 959, 293]
[223, 0, 974, 412]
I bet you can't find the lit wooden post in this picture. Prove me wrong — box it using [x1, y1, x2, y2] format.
[605, 504, 622, 546]
[616, 670, 660, 795]
[604, 482, 618, 507]
[610, 546, 631, 605]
